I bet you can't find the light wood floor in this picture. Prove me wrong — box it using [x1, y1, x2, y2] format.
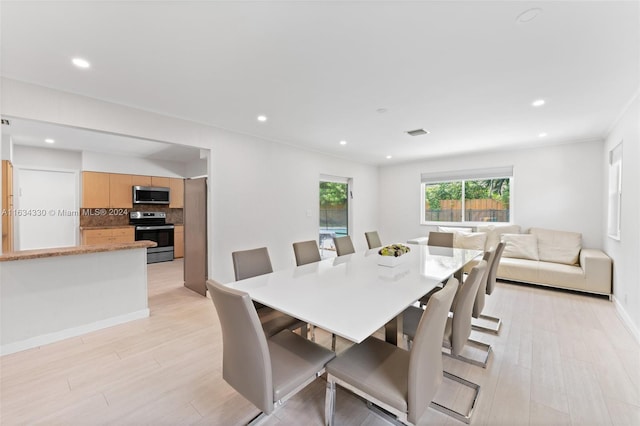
[1, 259, 639, 425]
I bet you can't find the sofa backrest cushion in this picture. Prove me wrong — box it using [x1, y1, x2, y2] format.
[438, 226, 473, 234]
[476, 224, 521, 250]
[501, 234, 539, 261]
[453, 232, 487, 251]
[529, 227, 581, 265]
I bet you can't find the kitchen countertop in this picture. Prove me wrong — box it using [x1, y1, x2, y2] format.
[80, 224, 183, 230]
[80, 225, 136, 230]
[0, 241, 157, 262]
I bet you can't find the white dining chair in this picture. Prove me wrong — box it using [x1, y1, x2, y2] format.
[207, 280, 335, 424]
[232, 247, 307, 337]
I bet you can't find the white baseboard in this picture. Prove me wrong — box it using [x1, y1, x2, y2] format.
[612, 295, 640, 344]
[0, 309, 150, 356]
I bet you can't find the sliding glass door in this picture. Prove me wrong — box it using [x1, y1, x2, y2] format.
[319, 177, 349, 258]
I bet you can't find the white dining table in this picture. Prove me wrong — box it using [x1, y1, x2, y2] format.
[226, 245, 482, 345]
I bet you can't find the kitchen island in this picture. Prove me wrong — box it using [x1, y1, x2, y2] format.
[0, 241, 156, 355]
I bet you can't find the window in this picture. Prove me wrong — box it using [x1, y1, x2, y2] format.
[421, 167, 512, 224]
[607, 143, 622, 240]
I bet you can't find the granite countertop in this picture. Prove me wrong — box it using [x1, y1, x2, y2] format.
[80, 225, 136, 230]
[0, 241, 157, 262]
[80, 224, 183, 229]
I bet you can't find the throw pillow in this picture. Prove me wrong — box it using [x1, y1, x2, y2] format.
[477, 224, 521, 250]
[529, 228, 581, 265]
[501, 234, 539, 261]
[453, 232, 487, 251]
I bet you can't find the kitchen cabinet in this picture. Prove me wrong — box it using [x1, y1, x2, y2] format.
[82, 171, 110, 208]
[2, 160, 14, 252]
[131, 174, 152, 187]
[151, 176, 170, 188]
[174, 225, 184, 258]
[83, 172, 133, 208]
[169, 178, 184, 208]
[82, 227, 134, 245]
[82, 172, 184, 209]
[109, 174, 133, 208]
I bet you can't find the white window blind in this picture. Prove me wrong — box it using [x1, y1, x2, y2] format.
[421, 166, 513, 184]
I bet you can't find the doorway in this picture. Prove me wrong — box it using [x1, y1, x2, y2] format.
[319, 176, 350, 258]
[15, 168, 78, 250]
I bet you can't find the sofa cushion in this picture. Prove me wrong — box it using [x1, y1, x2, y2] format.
[529, 228, 581, 265]
[453, 231, 487, 251]
[538, 261, 585, 288]
[501, 234, 539, 261]
[497, 257, 539, 282]
[476, 224, 521, 250]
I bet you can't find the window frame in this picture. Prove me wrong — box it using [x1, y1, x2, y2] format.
[420, 168, 513, 226]
[607, 143, 622, 241]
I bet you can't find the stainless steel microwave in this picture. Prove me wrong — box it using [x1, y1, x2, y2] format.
[132, 186, 170, 205]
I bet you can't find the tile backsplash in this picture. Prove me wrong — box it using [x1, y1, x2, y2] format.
[80, 205, 183, 227]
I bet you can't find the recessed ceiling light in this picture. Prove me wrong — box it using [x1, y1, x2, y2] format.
[45, 138, 55, 144]
[531, 99, 545, 107]
[538, 132, 548, 138]
[71, 57, 91, 69]
[516, 8, 542, 24]
[339, 140, 347, 145]
[386, 155, 392, 159]
[257, 115, 268, 122]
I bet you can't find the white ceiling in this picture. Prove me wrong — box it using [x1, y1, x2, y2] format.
[1, 1, 638, 165]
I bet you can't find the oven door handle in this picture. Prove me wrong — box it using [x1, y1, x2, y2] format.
[136, 225, 175, 231]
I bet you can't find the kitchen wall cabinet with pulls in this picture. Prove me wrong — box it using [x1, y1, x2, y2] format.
[82, 227, 134, 245]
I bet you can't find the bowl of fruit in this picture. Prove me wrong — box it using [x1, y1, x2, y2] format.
[377, 244, 411, 267]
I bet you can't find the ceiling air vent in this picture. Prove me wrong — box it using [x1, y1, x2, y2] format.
[406, 128, 429, 136]
[1, 118, 10, 126]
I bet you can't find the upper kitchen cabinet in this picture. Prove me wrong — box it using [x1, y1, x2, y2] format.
[151, 176, 170, 188]
[82, 172, 132, 208]
[109, 174, 133, 208]
[82, 172, 184, 209]
[169, 178, 184, 208]
[131, 175, 152, 187]
[82, 171, 110, 208]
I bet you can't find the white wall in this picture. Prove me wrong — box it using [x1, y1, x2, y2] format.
[210, 132, 378, 282]
[1, 134, 13, 161]
[378, 139, 605, 249]
[1, 79, 379, 283]
[12, 142, 187, 177]
[184, 158, 208, 178]
[603, 94, 640, 338]
[81, 151, 185, 177]
[13, 145, 82, 170]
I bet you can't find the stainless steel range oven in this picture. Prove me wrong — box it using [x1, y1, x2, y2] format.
[130, 212, 174, 263]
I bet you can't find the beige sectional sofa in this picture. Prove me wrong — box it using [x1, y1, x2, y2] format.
[443, 225, 613, 298]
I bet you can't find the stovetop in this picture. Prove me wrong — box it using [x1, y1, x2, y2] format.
[130, 211, 168, 226]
